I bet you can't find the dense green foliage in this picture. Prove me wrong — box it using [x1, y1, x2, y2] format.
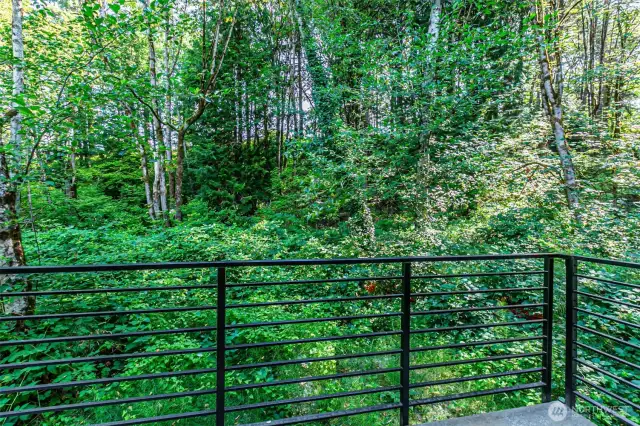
[1, 0, 639, 424]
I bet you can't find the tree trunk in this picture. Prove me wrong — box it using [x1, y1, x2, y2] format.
[149, 121, 161, 219]
[275, 86, 282, 170]
[245, 82, 251, 145]
[164, 18, 175, 203]
[610, 0, 624, 137]
[263, 102, 270, 170]
[588, 4, 597, 115]
[140, 146, 154, 220]
[595, 0, 610, 116]
[68, 147, 77, 199]
[296, 27, 304, 136]
[0, 164, 32, 322]
[174, 130, 186, 221]
[427, 0, 442, 45]
[10, 0, 24, 170]
[1, 0, 33, 326]
[235, 65, 241, 145]
[537, 32, 580, 217]
[145, 1, 170, 226]
[253, 103, 259, 146]
[580, 6, 588, 104]
[134, 110, 155, 219]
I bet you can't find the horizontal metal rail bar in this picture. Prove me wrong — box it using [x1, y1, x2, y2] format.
[0, 253, 557, 275]
[577, 325, 640, 351]
[227, 330, 401, 350]
[574, 256, 640, 269]
[412, 303, 545, 316]
[228, 349, 402, 371]
[410, 352, 545, 370]
[238, 403, 403, 426]
[577, 342, 640, 371]
[0, 284, 218, 297]
[410, 382, 545, 407]
[0, 326, 217, 348]
[575, 291, 640, 310]
[412, 320, 545, 334]
[227, 385, 401, 412]
[227, 276, 401, 288]
[227, 367, 402, 392]
[574, 391, 639, 426]
[413, 271, 545, 280]
[576, 377, 640, 413]
[227, 294, 402, 309]
[575, 359, 640, 391]
[411, 336, 544, 353]
[412, 287, 545, 297]
[576, 308, 640, 330]
[92, 409, 218, 426]
[226, 313, 401, 330]
[576, 274, 640, 291]
[410, 368, 544, 389]
[0, 305, 217, 322]
[0, 367, 218, 395]
[0, 386, 218, 419]
[0, 346, 217, 370]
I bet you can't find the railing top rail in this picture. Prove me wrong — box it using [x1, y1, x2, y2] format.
[573, 255, 640, 269]
[0, 253, 562, 274]
[0, 253, 636, 275]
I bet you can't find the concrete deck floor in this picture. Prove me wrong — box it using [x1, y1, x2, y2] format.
[422, 402, 595, 426]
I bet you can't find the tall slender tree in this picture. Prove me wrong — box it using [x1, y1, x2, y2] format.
[1, 0, 33, 323]
[536, 0, 581, 218]
[144, 0, 170, 225]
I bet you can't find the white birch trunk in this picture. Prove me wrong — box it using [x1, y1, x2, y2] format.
[537, 33, 580, 216]
[137, 115, 155, 219]
[144, 0, 169, 225]
[2, 0, 32, 323]
[427, 0, 442, 47]
[10, 0, 24, 165]
[163, 20, 175, 202]
[67, 134, 77, 199]
[150, 122, 162, 218]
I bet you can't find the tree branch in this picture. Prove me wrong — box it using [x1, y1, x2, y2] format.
[127, 87, 178, 132]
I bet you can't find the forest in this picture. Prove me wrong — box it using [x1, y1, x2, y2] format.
[0, 0, 639, 424]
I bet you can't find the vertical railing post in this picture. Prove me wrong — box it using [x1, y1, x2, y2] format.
[216, 267, 226, 426]
[400, 262, 411, 426]
[565, 257, 577, 410]
[542, 256, 554, 403]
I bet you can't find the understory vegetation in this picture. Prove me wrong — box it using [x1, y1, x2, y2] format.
[1, 0, 639, 424]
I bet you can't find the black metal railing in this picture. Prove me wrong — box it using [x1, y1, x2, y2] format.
[0, 253, 637, 425]
[565, 256, 640, 426]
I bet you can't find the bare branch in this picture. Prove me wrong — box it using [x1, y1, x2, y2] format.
[127, 87, 178, 132]
[206, 6, 236, 93]
[207, 2, 223, 82]
[558, 0, 583, 26]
